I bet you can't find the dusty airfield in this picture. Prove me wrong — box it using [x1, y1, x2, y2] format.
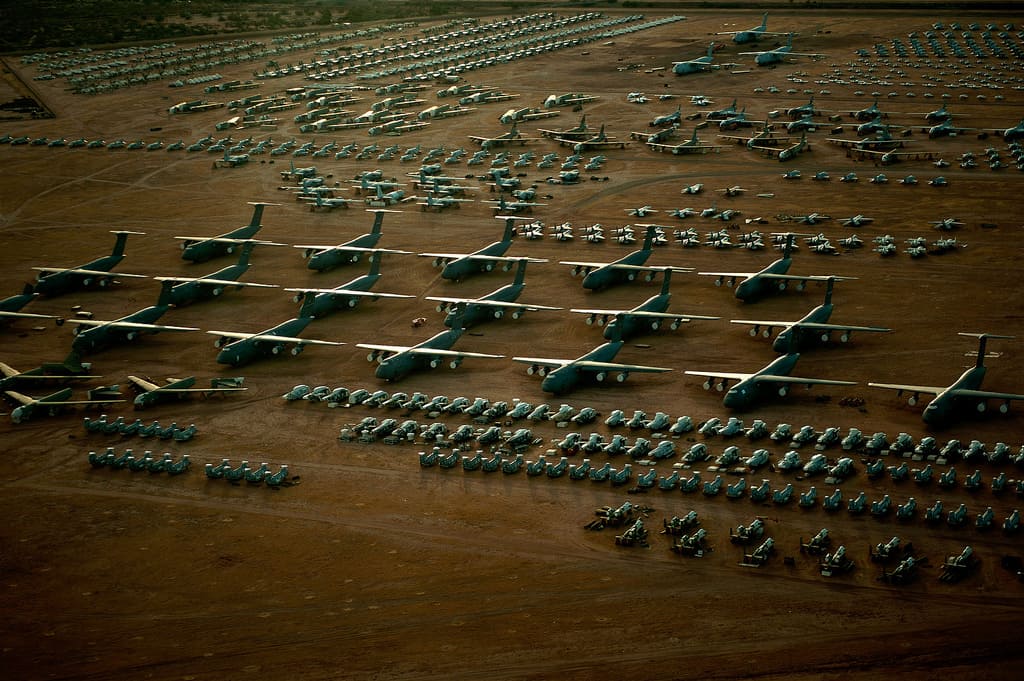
[2, 9, 1024, 680]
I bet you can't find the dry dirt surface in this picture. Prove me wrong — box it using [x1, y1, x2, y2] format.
[2, 9, 1024, 681]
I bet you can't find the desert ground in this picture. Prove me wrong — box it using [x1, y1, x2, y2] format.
[2, 8, 1024, 680]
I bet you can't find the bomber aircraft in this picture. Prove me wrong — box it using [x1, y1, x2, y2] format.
[869, 333, 1024, 425]
[468, 122, 538, 149]
[685, 354, 857, 409]
[561, 225, 693, 291]
[177, 202, 278, 263]
[699, 233, 852, 302]
[155, 241, 280, 306]
[32, 230, 147, 297]
[570, 268, 719, 340]
[0, 355, 98, 391]
[513, 323, 673, 395]
[649, 128, 722, 155]
[730, 277, 891, 352]
[357, 321, 505, 382]
[283, 250, 414, 319]
[294, 209, 399, 271]
[127, 375, 247, 409]
[208, 292, 345, 366]
[62, 281, 200, 354]
[425, 258, 562, 328]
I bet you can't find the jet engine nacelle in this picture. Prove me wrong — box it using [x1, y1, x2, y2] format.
[616, 371, 629, 383]
[291, 344, 304, 356]
[449, 358, 462, 369]
[429, 357, 442, 369]
[432, 257, 445, 268]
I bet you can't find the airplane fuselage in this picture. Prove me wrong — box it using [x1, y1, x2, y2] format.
[541, 341, 625, 394]
[182, 225, 260, 263]
[602, 293, 671, 340]
[132, 376, 197, 408]
[307, 234, 381, 271]
[922, 366, 986, 425]
[755, 48, 789, 66]
[308, 274, 381, 318]
[771, 303, 833, 352]
[735, 256, 792, 301]
[215, 317, 313, 366]
[441, 241, 512, 281]
[10, 387, 74, 423]
[733, 30, 763, 44]
[72, 305, 171, 354]
[443, 283, 525, 328]
[673, 59, 710, 75]
[375, 328, 463, 381]
[723, 353, 802, 409]
[0, 290, 36, 313]
[34, 254, 125, 297]
[167, 263, 247, 306]
[582, 250, 651, 290]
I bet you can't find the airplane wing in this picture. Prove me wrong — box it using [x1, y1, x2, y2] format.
[63, 319, 200, 332]
[0, 311, 59, 320]
[730, 319, 890, 333]
[207, 330, 345, 347]
[572, 360, 673, 374]
[698, 270, 756, 278]
[4, 390, 126, 407]
[284, 287, 414, 299]
[146, 386, 248, 394]
[154, 277, 278, 289]
[571, 308, 718, 321]
[32, 267, 147, 279]
[561, 261, 694, 274]
[686, 370, 856, 387]
[511, 356, 575, 369]
[867, 382, 945, 396]
[684, 370, 753, 382]
[356, 344, 504, 360]
[948, 388, 1024, 402]
[426, 296, 562, 311]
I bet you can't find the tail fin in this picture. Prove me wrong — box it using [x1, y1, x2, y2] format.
[367, 250, 383, 277]
[247, 202, 267, 228]
[660, 267, 673, 295]
[370, 210, 386, 235]
[823, 276, 835, 305]
[297, 290, 317, 318]
[597, 124, 606, 141]
[20, 282, 35, 296]
[501, 216, 515, 243]
[236, 241, 256, 268]
[512, 258, 528, 286]
[156, 278, 175, 307]
[111, 232, 131, 257]
[707, 44, 715, 59]
[642, 225, 656, 251]
[760, 12, 769, 29]
[376, 184, 385, 199]
[689, 128, 699, 144]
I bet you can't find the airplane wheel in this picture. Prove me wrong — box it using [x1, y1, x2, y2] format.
[778, 386, 788, 397]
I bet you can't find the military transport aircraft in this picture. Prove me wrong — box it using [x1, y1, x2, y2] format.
[699, 233, 852, 302]
[357, 322, 505, 381]
[32, 230, 147, 297]
[731, 277, 891, 352]
[717, 12, 791, 44]
[570, 268, 719, 340]
[127, 375, 247, 409]
[673, 44, 717, 75]
[741, 35, 824, 66]
[869, 333, 1024, 425]
[425, 258, 562, 328]
[513, 324, 674, 395]
[155, 241, 280, 306]
[62, 281, 200, 354]
[685, 353, 857, 409]
[561, 225, 693, 291]
[6, 387, 125, 424]
[177, 202, 278, 263]
[207, 292, 345, 366]
[294, 209, 399, 271]
[283, 250, 414, 318]
[419, 216, 540, 282]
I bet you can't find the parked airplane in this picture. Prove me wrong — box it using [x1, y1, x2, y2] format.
[673, 44, 717, 75]
[177, 202, 278, 263]
[62, 281, 199, 354]
[468, 122, 538, 149]
[357, 321, 505, 381]
[208, 293, 345, 366]
[0, 355, 97, 391]
[570, 268, 719, 340]
[283, 251, 413, 318]
[127, 375, 247, 409]
[717, 12, 790, 44]
[869, 333, 1024, 424]
[425, 259, 562, 328]
[6, 386, 125, 424]
[649, 128, 721, 155]
[32, 230, 147, 297]
[741, 34, 824, 66]
[685, 353, 856, 409]
[154, 242, 279, 306]
[513, 324, 673, 394]
[650, 106, 682, 127]
[561, 225, 693, 291]
[706, 99, 739, 121]
[419, 216, 538, 282]
[555, 124, 628, 153]
[416, 192, 475, 211]
[0, 284, 58, 324]
[699, 234, 851, 302]
[731, 277, 890, 352]
[294, 209, 398, 271]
